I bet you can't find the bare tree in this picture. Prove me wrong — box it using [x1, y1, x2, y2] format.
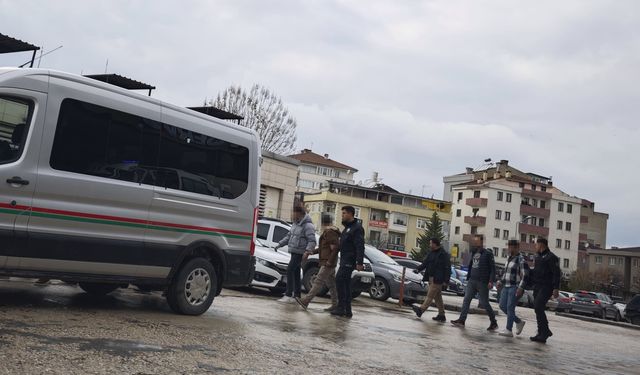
[211, 84, 297, 154]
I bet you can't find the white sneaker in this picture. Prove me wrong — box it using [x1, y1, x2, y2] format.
[278, 296, 292, 303]
[516, 321, 526, 335]
[498, 329, 514, 337]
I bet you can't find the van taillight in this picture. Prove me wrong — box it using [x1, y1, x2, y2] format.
[250, 207, 258, 256]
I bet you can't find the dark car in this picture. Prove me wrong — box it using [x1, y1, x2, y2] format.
[392, 257, 422, 271]
[624, 295, 640, 325]
[365, 246, 427, 303]
[570, 291, 622, 321]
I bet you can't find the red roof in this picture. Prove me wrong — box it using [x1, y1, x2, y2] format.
[288, 149, 358, 172]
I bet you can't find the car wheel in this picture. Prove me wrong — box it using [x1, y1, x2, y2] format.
[614, 311, 621, 322]
[166, 257, 217, 315]
[79, 282, 119, 296]
[596, 310, 605, 319]
[302, 266, 328, 296]
[369, 277, 390, 301]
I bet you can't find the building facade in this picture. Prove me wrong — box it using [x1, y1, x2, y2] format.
[587, 247, 640, 296]
[303, 181, 451, 258]
[288, 149, 357, 194]
[446, 161, 605, 276]
[260, 150, 299, 221]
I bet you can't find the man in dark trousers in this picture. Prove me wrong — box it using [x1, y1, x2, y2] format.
[411, 238, 450, 322]
[331, 206, 364, 318]
[530, 237, 561, 343]
[451, 235, 498, 331]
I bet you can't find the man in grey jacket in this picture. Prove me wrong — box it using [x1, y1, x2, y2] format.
[276, 206, 317, 303]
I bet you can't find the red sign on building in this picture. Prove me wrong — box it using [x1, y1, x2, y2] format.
[369, 220, 388, 228]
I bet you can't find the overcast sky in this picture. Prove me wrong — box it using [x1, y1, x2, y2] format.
[2, 1, 639, 247]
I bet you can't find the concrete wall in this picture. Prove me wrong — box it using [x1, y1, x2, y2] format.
[260, 151, 299, 221]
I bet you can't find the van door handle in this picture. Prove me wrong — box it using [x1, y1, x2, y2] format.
[6, 176, 29, 186]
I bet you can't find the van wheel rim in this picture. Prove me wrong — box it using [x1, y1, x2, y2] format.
[185, 268, 210, 306]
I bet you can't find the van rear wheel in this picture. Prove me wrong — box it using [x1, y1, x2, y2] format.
[167, 257, 217, 315]
[79, 282, 119, 296]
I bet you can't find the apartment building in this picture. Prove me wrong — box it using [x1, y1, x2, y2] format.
[588, 247, 640, 295]
[288, 149, 357, 193]
[303, 181, 452, 258]
[259, 151, 300, 221]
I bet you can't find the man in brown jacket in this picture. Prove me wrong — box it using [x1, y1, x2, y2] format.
[296, 214, 340, 311]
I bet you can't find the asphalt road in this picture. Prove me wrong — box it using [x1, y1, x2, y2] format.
[0, 278, 639, 374]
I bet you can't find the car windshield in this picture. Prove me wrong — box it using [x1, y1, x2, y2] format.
[365, 247, 399, 265]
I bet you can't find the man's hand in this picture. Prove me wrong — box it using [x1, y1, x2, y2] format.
[553, 289, 559, 299]
[488, 282, 494, 289]
[516, 288, 524, 298]
[302, 252, 311, 261]
[356, 264, 364, 272]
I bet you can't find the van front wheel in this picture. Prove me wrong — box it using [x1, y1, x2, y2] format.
[167, 257, 217, 315]
[79, 282, 119, 296]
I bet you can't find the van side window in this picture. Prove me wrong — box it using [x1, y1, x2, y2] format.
[157, 123, 249, 199]
[50, 99, 160, 184]
[0, 96, 33, 164]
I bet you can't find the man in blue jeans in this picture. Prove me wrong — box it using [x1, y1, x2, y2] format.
[451, 235, 498, 331]
[497, 240, 530, 337]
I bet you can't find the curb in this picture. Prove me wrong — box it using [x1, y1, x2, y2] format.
[556, 312, 640, 331]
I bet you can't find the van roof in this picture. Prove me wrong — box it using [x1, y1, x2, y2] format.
[0, 67, 257, 138]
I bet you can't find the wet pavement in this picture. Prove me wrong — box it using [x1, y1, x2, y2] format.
[0, 278, 639, 374]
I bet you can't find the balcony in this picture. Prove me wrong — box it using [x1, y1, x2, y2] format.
[519, 223, 549, 237]
[579, 233, 588, 242]
[521, 188, 552, 200]
[581, 215, 589, 224]
[464, 216, 486, 226]
[463, 234, 473, 243]
[519, 242, 536, 253]
[520, 204, 551, 218]
[466, 198, 488, 207]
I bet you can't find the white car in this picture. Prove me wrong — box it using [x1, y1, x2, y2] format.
[251, 239, 291, 293]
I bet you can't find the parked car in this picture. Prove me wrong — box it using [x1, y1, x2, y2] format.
[624, 295, 640, 325]
[615, 303, 627, 320]
[547, 291, 574, 312]
[390, 258, 464, 296]
[365, 245, 427, 303]
[251, 239, 292, 293]
[392, 257, 422, 271]
[570, 291, 622, 321]
[257, 217, 375, 298]
[490, 286, 534, 307]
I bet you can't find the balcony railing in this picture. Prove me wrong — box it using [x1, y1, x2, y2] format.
[464, 216, 486, 226]
[579, 233, 588, 242]
[520, 204, 551, 218]
[466, 198, 488, 207]
[521, 188, 552, 200]
[519, 242, 536, 252]
[519, 223, 549, 237]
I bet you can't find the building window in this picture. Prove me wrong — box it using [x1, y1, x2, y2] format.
[532, 199, 538, 208]
[529, 235, 536, 243]
[494, 228, 500, 238]
[471, 226, 478, 235]
[541, 186, 547, 192]
[567, 204, 573, 214]
[416, 218, 428, 229]
[595, 256, 602, 264]
[557, 221, 563, 230]
[520, 233, 527, 243]
[392, 213, 406, 226]
[538, 218, 545, 227]
[456, 209, 461, 217]
[503, 230, 509, 240]
[558, 202, 564, 212]
[522, 197, 530, 206]
[390, 195, 404, 205]
[505, 212, 511, 221]
[497, 191, 503, 201]
[616, 257, 624, 266]
[566, 222, 572, 231]
[354, 207, 361, 219]
[299, 179, 315, 189]
[633, 258, 639, 268]
[457, 192, 463, 201]
[493, 247, 499, 256]
[474, 191, 481, 198]
[455, 226, 460, 235]
[540, 200, 546, 209]
[556, 239, 562, 248]
[501, 248, 508, 258]
[563, 259, 569, 268]
[506, 193, 512, 203]
[415, 237, 421, 248]
[609, 257, 616, 266]
[531, 185, 537, 191]
[300, 165, 316, 174]
[530, 217, 537, 226]
[565, 240, 571, 250]
[495, 210, 502, 220]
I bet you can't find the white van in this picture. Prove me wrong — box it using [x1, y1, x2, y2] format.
[0, 68, 260, 315]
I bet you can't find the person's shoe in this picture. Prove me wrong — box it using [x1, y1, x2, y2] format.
[278, 296, 293, 303]
[330, 309, 347, 317]
[345, 311, 353, 318]
[451, 319, 465, 327]
[295, 297, 308, 311]
[411, 305, 424, 318]
[498, 329, 514, 337]
[515, 321, 526, 335]
[324, 305, 338, 312]
[530, 335, 547, 344]
[432, 314, 446, 323]
[487, 321, 498, 331]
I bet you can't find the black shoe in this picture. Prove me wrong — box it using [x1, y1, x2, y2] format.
[530, 335, 547, 344]
[432, 314, 446, 322]
[487, 321, 498, 331]
[324, 305, 337, 312]
[411, 305, 424, 318]
[345, 311, 353, 318]
[331, 309, 347, 317]
[451, 319, 465, 327]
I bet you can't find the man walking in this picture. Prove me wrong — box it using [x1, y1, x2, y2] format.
[497, 240, 530, 337]
[331, 206, 364, 318]
[296, 214, 340, 311]
[451, 235, 498, 331]
[275, 206, 317, 303]
[411, 238, 450, 322]
[530, 238, 561, 344]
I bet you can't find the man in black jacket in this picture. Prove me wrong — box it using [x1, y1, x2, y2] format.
[411, 238, 451, 322]
[331, 206, 365, 318]
[530, 237, 561, 343]
[451, 235, 498, 331]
